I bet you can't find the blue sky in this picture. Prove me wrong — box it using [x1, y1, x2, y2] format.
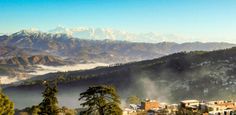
[0, 0, 236, 43]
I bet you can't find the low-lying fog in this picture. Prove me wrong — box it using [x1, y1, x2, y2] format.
[0, 76, 20, 84]
[4, 74, 173, 109]
[29, 63, 108, 75]
[0, 63, 108, 84]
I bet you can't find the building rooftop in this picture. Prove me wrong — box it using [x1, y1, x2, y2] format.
[181, 100, 199, 103]
[143, 99, 158, 102]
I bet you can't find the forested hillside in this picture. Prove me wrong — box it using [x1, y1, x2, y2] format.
[4, 47, 236, 108]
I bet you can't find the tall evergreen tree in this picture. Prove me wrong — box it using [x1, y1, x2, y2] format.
[79, 85, 122, 115]
[0, 81, 14, 115]
[38, 81, 59, 115]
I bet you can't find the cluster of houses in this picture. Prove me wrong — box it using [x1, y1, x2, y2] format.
[123, 99, 236, 115]
[180, 100, 236, 115]
[123, 99, 178, 115]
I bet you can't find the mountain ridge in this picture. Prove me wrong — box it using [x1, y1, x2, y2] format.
[48, 26, 211, 43]
[0, 55, 66, 66]
[3, 47, 236, 109]
[1, 30, 235, 63]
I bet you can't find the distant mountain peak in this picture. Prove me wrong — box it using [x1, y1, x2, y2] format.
[48, 27, 186, 43]
[1, 29, 236, 64]
[16, 29, 42, 35]
[11, 29, 73, 39]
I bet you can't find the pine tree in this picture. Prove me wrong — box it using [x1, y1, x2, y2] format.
[0, 82, 14, 115]
[79, 85, 122, 115]
[38, 81, 59, 115]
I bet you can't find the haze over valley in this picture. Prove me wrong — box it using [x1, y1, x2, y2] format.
[1, 0, 236, 114]
[0, 29, 235, 85]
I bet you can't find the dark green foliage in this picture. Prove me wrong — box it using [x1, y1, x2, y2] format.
[60, 106, 77, 115]
[31, 105, 41, 115]
[15, 105, 78, 115]
[14, 105, 40, 115]
[38, 81, 59, 115]
[166, 54, 191, 72]
[79, 85, 122, 115]
[126, 95, 141, 105]
[0, 91, 14, 115]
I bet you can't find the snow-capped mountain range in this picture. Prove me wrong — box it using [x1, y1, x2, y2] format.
[48, 26, 189, 43]
[1, 29, 236, 64]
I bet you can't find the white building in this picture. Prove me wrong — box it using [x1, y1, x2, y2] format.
[123, 108, 136, 115]
[207, 100, 236, 115]
[180, 100, 200, 108]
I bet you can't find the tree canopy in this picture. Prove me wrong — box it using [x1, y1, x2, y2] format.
[79, 85, 122, 115]
[0, 92, 14, 115]
[38, 81, 59, 115]
[126, 95, 141, 105]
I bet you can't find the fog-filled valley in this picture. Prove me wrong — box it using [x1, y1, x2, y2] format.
[3, 47, 236, 109]
[1, 30, 235, 86]
[0, 30, 236, 112]
[2, 1, 236, 115]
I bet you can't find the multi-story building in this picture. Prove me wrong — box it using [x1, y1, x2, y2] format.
[180, 99, 200, 112]
[207, 100, 236, 115]
[141, 99, 160, 111]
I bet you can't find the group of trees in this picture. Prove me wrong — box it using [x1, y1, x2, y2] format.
[39, 82, 59, 115]
[79, 85, 122, 115]
[1, 81, 123, 115]
[0, 90, 14, 115]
